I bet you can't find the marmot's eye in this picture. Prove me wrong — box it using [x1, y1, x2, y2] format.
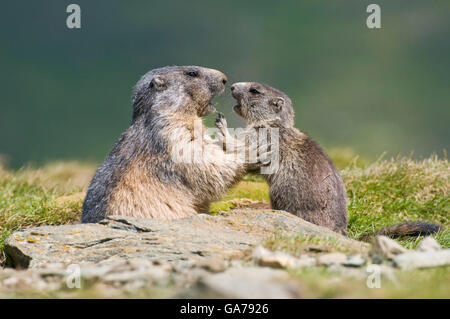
[186, 71, 198, 77]
[249, 88, 261, 94]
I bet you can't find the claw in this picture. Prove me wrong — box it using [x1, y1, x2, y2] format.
[259, 150, 274, 165]
[215, 113, 228, 131]
[215, 112, 225, 123]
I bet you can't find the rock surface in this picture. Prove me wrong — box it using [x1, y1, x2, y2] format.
[1, 209, 367, 297]
[192, 266, 301, 298]
[393, 249, 450, 270]
[252, 246, 316, 268]
[343, 254, 367, 268]
[418, 237, 441, 252]
[3, 211, 448, 298]
[317, 253, 347, 266]
[370, 235, 409, 260]
[4, 210, 365, 269]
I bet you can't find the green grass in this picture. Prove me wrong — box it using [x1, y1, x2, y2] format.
[343, 155, 449, 248]
[287, 266, 450, 299]
[327, 147, 371, 170]
[264, 232, 365, 256]
[209, 181, 270, 214]
[0, 162, 94, 264]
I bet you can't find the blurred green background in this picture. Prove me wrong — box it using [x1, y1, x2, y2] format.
[0, 0, 449, 167]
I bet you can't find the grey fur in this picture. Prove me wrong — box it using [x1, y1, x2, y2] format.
[227, 82, 348, 235]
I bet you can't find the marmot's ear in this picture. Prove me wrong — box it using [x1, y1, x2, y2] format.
[150, 75, 166, 91]
[271, 97, 285, 113]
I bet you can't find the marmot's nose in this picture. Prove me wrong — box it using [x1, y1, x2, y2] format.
[210, 68, 227, 86]
[231, 82, 246, 92]
[220, 73, 227, 85]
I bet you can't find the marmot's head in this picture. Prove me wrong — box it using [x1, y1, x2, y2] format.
[230, 82, 294, 126]
[132, 66, 227, 120]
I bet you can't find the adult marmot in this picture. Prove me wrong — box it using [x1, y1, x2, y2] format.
[215, 81, 441, 240]
[82, 66, 255, 223]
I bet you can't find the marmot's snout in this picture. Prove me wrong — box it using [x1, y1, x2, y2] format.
[230, 82, 249, 116]
[206, 68, 227, 95]
[230, 82, 247, 95]
[194, 68, 227, 117]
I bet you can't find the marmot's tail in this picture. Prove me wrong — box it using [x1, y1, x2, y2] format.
[359, 221, 442, 242]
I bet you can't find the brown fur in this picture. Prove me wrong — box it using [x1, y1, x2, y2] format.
[217, 82, 348, 234]
[106, 158, 197, 220]
[82, 66, 246, 223]
[359, 222, 443, 242]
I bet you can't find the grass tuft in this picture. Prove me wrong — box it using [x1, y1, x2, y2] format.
[343, 155, 449, 248]
[0, 161, 94, 264]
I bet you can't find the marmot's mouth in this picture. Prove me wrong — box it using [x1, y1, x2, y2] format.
[199, 102, 216, 117]
[233, 104, 243, 117]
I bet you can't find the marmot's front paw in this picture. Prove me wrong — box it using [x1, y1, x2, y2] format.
[247, 142, 273, 166]
[215, 112, 228, 131]
[215, 129, 225, 146]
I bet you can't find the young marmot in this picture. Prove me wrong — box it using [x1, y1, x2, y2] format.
[82, 66, 256, 223]
[215, 82, 442, 239]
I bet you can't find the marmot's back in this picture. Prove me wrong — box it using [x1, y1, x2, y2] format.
[268, 128, 348, 234]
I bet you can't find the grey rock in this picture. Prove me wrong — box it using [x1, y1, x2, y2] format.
[327, 265, 367, 279]
[343, 254, 367, 268]
[198, 257, 227, 273]
[1, 269, 63, 292]
[5, 209, 366, 270]
[194, 266, 301, 298]
[0, 259, 171, 295]
[252, 246, 315, 269]
[370, 236, 408, 260]
[296, 255, 317, 268]
[79, 265, 116, 280]
[38, 263, 67, 278]
[417, 237, 441, 252]
[103, 271, 152, 285]
[2, 209, 368, 297]
[252, 246, 296, 268]
[317, 253, 347, 266]
[393, 249, 450, 270]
